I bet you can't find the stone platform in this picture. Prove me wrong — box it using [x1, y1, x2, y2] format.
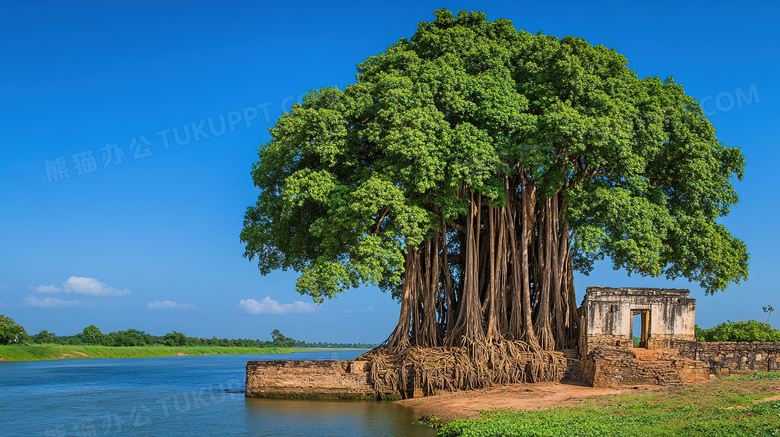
[245, 360, 383, 400]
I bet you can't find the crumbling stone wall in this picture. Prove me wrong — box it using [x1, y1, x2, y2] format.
[679, 342, 780, 376]
[578, 287, 780, 387]
[583, 342, 780, 387]
[579, 286, 704, 387]
[580, 286, 696, 354]
[245, 360, 381, 400]
[581, 347, 711, 387]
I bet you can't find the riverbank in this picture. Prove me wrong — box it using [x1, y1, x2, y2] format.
[0, 345, 334, 361]
[403, 373, 780, 436]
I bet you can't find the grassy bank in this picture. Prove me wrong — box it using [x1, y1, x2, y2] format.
[438, 372, 780, 436]
[0, 345, 312, 361]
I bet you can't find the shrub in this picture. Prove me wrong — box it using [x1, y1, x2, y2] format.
[696, 320, 780, 342]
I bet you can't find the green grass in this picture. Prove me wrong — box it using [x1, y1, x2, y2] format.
[438, 372, 780, 436]
[0, 344, 312, 361]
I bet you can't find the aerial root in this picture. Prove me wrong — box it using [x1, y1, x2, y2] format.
[358, 340, 565, 396]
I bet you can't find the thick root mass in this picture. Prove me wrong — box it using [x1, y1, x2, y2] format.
[358, 341, 565, 397]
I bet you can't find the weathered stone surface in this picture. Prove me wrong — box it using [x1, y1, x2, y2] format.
[582, 346, 711, 387]
[582, 342, 780, 387]
[580, 286, 696, 354]
[245, 360, 380, 400]
[561, 348, 582, 381]
[578, 287, 780, 388]
[679, 342, 780, 376]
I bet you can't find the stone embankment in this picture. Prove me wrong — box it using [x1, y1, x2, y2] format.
[245, 360, 379, 400]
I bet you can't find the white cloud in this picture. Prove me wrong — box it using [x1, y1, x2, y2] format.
[32, 284, 61, 293]
[0, 301, 3, 307]
[25, 295, 82, 308]
[0, 285, 10, 290]
[360, 306, 374, 313]
[31, 276, 131, 296]
[64, 276, 131, 296]
[147, 300, 197, 311]
[238, 297, 317, 315]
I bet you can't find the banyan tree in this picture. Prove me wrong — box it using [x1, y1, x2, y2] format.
[241, 10, 747, 392]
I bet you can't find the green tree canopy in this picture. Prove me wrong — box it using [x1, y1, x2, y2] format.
[0, 314, 29, 345]
[270, 329, 297, 348]
[164, 331, 188, 347]
[696, 321, 780, 342]
[241, 10, 747, 352]
[78, 325, 105, 345]
[32, 330, 56, 344]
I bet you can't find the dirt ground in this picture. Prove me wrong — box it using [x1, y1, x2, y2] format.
[396, 380, 660, 421]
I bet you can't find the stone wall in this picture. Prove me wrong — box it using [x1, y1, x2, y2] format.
[581, 346, 711, 387]
[245, 360, 381, 400]
[580, 287, 696, 352]
[679, 342, 780, 377]
[582, 342, 780, 387]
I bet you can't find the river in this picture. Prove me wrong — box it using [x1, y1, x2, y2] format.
[0, 350, 436, 436]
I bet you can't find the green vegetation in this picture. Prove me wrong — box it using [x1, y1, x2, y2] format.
[729, 372, 780, 381]
[696, 320, 780, 342]
[38, 325, 346, 348]
[0, 344, 297, 362]
[271, 328, 297, 347]
[0, 314, 30, 344]
[0, 316, 376, 362]
[241, 9, 747, 354]
[438, 372, 780, 436]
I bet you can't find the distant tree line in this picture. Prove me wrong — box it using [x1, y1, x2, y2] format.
[0, 314, 376, 349]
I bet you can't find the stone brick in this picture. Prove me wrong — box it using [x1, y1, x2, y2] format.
[578, 287, 780, 388]
[245, 360, 380, 400]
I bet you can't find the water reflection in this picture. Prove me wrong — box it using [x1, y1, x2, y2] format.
[244, 398, 433, 437]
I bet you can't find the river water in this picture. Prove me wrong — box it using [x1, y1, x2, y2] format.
[0, 351, 435, 436]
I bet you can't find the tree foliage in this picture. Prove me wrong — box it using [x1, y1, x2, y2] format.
[241, 10, 747, 352]
[0, 314, 29, 345]
[696, 321, 780, 342]
[77, 325, 105, 345]
[32, 330, 56, 344]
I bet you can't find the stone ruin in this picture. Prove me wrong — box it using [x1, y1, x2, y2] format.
[580, 286, 696, 350]
[579, 286, 780, 387]
[245, 286, 780, 398]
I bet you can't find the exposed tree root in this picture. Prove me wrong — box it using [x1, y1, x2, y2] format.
[358, 341, 565, 397]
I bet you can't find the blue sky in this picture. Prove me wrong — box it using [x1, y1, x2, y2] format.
[1, 1, 777, 343]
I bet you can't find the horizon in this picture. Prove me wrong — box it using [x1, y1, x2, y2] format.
[1, 1, 778, 342]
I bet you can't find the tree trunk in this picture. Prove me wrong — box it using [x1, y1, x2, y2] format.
[383, 175, 577, 352]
